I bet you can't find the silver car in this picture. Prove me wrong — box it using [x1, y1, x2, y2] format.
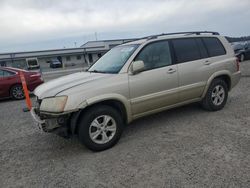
[31, 31, 241, 151]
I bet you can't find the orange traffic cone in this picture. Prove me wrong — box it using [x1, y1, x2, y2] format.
[20, 72, 32, 111]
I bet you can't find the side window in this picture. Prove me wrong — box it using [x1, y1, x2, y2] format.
[202, 37, 226, 57]
[172, 38, 201, 63]
[195, 38, 209, 59]
[135, 41, 172, 71]
[3, 70, 15, 77]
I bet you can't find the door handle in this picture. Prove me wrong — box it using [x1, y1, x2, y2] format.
[167, 68, 176, 74]
[204, 60, 211, 65]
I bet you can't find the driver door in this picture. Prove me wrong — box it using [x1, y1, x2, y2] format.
[129, 40, 179, 117]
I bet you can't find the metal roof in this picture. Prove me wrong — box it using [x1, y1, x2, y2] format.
[0, 38, 139, 61]
[0, 46, 108, 61]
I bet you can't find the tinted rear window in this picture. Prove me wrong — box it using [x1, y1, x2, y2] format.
[196, 38, 208, 59]
[172, 38, 201, 63]
[202, 38, 226, 57]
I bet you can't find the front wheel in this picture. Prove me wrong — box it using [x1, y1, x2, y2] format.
[78, 105, 124, 151]
[201, 79, 228, 111]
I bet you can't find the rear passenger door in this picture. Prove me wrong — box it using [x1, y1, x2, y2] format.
[202, 37, 227, 73]
[171, 37, 212, 102]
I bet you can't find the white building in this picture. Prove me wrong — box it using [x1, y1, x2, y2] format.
[0, 38, 137, 71]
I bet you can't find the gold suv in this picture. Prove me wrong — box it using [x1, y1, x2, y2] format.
[31, 31, 241, 151]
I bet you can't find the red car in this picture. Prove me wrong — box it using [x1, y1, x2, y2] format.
[0, 67, 44, 100]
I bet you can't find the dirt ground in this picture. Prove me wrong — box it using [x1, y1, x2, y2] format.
[0, 61, 250, 188]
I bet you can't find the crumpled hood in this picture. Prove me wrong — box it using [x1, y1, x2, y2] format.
[34, 71, 110, 99]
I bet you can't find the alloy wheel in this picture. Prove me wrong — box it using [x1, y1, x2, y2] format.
[211, 85, 225, 106]
[89, 115, 117, 144]
[12, 85, 24, 99]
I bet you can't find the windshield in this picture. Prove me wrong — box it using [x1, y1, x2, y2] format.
[88, 44, 139, 74]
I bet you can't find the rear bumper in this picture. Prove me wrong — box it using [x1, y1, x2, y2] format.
[231, 71, 241, 89]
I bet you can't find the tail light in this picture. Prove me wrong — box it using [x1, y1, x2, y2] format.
[236, 57, 240, 72]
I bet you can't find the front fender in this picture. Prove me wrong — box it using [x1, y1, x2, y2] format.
[70, 94, 132, 134]
[73, 93, 132, 123]
[84, 94, 132, 123]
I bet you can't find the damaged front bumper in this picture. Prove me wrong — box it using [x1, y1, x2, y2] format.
[30, 107, 45, 130]
[30, 107, 72, 138]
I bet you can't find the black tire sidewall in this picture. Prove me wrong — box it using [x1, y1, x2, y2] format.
[204, 79, 228, 111]
[78, 105, 124, 151]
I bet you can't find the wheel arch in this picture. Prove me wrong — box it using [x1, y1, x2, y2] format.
[70, 96, 132, 135]
[202, 71, 231, 98]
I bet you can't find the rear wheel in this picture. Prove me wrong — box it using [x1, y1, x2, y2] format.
[78, 105, 124, 151]
[201, 79, 228, 111]
[10, 85, 25, 100]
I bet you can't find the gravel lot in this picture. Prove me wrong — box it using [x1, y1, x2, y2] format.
[0, 61, 250, 188]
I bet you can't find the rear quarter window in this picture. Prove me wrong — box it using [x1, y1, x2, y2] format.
[202, 37, 226, 57]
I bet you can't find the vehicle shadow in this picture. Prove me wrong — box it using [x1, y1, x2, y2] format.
[124, 103, 202, 135]
[7, 101, 205, 157]
[47, 102, 204, 154]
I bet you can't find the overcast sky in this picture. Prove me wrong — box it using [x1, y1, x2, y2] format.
[0, 0, 249, 53]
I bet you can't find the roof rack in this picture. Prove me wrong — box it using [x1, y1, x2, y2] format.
[144, 31, 220, 40]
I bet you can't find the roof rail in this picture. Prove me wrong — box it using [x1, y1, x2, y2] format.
[144, 31, 220, 40]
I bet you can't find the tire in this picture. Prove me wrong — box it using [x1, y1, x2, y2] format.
[201, 79, 228, 111]
[10, 84, 25, 100]
[78, 105, 124, 151]
[240, 54, 245, 62]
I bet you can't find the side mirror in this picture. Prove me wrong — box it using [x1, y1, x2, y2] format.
[131, 60, 145, 74]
